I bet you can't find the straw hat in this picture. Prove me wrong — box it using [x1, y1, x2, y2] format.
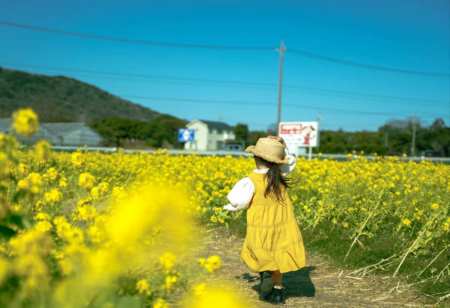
[245, 137, 288, 164]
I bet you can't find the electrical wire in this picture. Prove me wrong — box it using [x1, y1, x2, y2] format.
[288, 48, 450, 78]
[122, 94, 447, 119]
[1, 63, 447, 118]
[2, 62, 447, 105]
[1, 20, 449, 77]
[0, 21, 272, 51]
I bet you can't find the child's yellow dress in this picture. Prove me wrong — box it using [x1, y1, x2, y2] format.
[240, 172, 306, 273]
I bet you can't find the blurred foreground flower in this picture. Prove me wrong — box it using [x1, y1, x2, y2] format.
[11, 108, 39, 136]
[183, 283, 250, 308]
[52, 182, 197, 307]
[160, 252, 177, 272]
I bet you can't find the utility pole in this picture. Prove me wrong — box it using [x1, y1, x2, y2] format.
[411, 117, 417, 157]
[276, 41, 286, 135]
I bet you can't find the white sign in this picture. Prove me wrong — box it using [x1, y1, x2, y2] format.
[279, 121, 319, 148]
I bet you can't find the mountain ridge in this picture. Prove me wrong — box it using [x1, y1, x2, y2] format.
[0, 67, 162, 122]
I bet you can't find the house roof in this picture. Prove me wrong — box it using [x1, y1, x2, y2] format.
[199, 120, 233, 132]
[42, 122, 92, 135]
[0, 118, 12, 132]
[0, 119, 99, 137]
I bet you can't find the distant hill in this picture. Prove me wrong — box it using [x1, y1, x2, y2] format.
[0, 67, 160, 122]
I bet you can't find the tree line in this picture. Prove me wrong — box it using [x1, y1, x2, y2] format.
[91, 117, 449, 157]
[90, 115, 187, 148]
[234, 118, 449, 157]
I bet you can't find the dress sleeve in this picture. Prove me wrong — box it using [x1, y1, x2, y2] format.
[223, 177, 255, 211]
[280, 148, 297, 176]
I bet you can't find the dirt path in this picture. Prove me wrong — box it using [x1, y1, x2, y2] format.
[198, 228, 437, 307]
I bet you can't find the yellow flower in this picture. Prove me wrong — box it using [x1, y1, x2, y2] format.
[59, 177, 68, 188]
[164, 274, 178, 290]
[87, 225, 103, 244]
[0, 258, 11, 283]
[10, 203, 22, 212]
[443, 222, 449, 232]
[160, 252, 176, 272]
[0, 258, 8, 284]
[35, 212, 50, 221]
[34, 140, 51, 161]
[0, 132, 6, 147]
[11, 108, 39, 136]
[44, 188, 63, 204]
[28, 173, 39, 183]
[90, 186, 101, 200]
[36, 220, 52, 232]
[430, 203, 439, 210]
[44, 167, 58, 181]
[73, 204, 97, 222]
[98, 182, 110, 194]
[193, 283, 207, 296]
[112, 186, 126, 200]
[17, 163, 28, 175]
[153, 298, 169, 308]
[402, 218, 411, 226]
[58, 258, 74, 276]
[17, 179, 29, 190]
[136, 279, 151, 295]
[183, 284, 247, 308]
[71, 152, 83, 167]
[24, 172, 43, 194]
[79, 172, 95, 189]
[199, 255, 222, 273]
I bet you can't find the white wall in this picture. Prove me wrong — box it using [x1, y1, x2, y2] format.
[207, 129, 235, 150]
[184, 120, 236, 151]
[185, 121, 208, 150]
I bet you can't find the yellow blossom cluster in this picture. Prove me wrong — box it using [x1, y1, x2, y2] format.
[198, 255, 222, 273]
[11, 108, 39, 136]
[0, 108, 448, 305]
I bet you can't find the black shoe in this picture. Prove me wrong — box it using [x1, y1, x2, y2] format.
[262, 286, 286, 304]
[258, 271, 271, 299]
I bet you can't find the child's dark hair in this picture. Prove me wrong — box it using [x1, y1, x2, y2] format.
[255, 156, 290, 202]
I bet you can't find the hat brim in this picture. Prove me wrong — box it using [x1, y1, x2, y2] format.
[245, 145, 289, 164]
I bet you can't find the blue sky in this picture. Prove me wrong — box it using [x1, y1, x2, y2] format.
[0, 0, 449, 131]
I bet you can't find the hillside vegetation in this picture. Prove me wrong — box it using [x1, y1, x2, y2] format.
[0, 67, 159, 122]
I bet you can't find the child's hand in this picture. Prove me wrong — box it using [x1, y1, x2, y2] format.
[223, 204, 239, 212]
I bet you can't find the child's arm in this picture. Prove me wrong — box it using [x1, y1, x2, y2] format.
[223, 177, 255, 211]
[280, 147, 297, 176]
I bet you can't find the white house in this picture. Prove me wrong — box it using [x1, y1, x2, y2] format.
[184, 120, 235, 151]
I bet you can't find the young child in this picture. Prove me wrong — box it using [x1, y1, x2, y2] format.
[223, 136, 306, 304]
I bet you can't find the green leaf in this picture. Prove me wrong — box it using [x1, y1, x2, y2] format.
[0, 224, 17, 239]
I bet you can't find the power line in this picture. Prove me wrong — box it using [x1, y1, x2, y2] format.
[1, 20, 449, 78]
[288, 48, 450, 78]
[2, 63, 447, 118]
[0, 20, 272, 51]
[3, 63, 447, 105]
[2, 63, 274, 87]
[122, 94, 447, 119]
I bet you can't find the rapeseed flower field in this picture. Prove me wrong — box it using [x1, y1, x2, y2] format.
[0, 108, 448, 306]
